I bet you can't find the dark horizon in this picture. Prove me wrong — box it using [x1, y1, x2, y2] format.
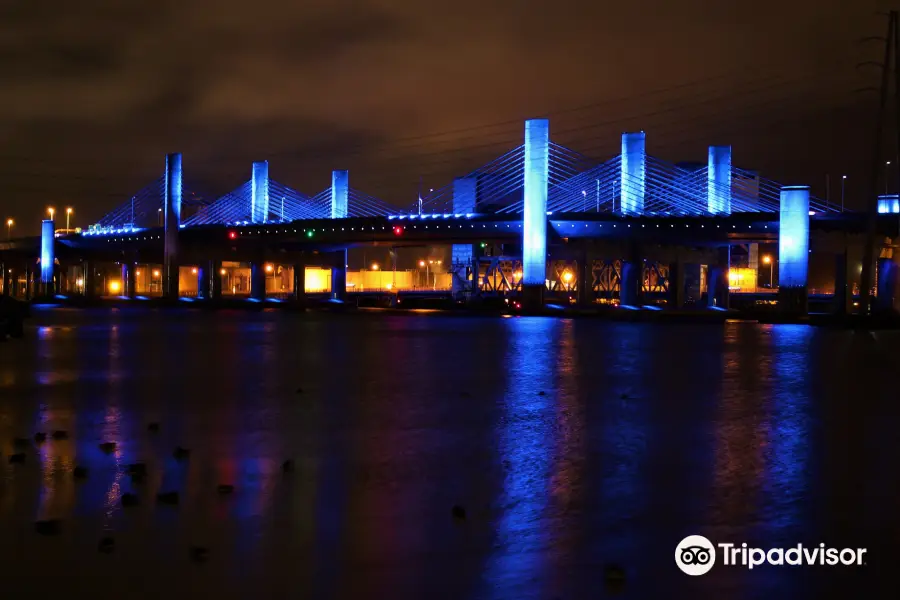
[1, 0, 897, 235]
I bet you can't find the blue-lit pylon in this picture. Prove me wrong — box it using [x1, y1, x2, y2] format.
[708, 145, 732, 214]
[620, 132, 645, 215]
[40, 219, 54, 287]
[164, 153, 182, 298]
[331, 170, 349, 219]
[522, 119, 549, 286]
[251, 161, 269, 224]
[778, 186, 809, 289]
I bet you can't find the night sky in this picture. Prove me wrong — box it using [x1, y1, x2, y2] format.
[0, 0, 893, 234]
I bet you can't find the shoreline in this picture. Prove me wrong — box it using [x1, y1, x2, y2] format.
[18, 294, 900, 328]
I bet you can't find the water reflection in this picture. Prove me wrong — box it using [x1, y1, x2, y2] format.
[484, 318, 561, 599]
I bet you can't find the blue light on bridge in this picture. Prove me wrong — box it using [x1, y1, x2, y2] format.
[523, 119, 549, 286]
[621, 132, 646, 215]
[40, 220, 54, 285]
[331, 170, 349, 219]
[779, 186, 810, 288]
[877, 195, 900, 213]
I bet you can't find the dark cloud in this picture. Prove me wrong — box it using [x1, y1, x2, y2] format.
[0, 0, 891, 233]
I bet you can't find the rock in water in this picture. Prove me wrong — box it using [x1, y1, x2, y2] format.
[8, 453, 25, 464]
[73, 466, 88, 479]
[51, 430, 68, 440]
[99, 442, 116, 453]
[121, 493, 139, 507]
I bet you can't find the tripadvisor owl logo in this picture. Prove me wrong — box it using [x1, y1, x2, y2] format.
[675, 535, 716, 575]
[675, 535, 868, 575]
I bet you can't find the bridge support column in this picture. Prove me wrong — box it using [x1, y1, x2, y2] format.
[684, 263, 702, 305]
[620, 260, 641, 306]
[668, 260, 684, 309]
[210, 261, 222, 300]
[1, 263, 8, 296]
[122, 263, 136, 298]
[777, 186, 810, 316]
[707, 247, 730, 309]
[83, 261, 95, 298]
[876, 257, 898, 313]
[522, 118, 549, 311]
[197, 264, 210, 300]
[250, 262, 266, 301]
[40, 219, 55, 297]
[24, 265, 33, 300]
[451, 244, 474, 297]
[577, 253, 593, 307]
[164, 152, 183, 299]
[833, 251, 851, 314]
[332, 249, 347, 301]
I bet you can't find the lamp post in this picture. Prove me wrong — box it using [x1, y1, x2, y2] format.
[48, 207, 55, 221]
[66, 207, 73, 232]
[158, 208, 162, 226]
[886, 161, 892, 195]
[6, 218, 12, 242]
[841, 175, 847, 212]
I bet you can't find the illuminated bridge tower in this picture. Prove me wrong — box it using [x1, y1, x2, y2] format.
[163, 152, 182, 299]
[618, 132, 646, 305]
[707, 146, 732, 215]
[40, 219, 55, 296]
[778, 186, 810, 314]
[522, 118, 549, 309]
[451, 176, 477, 296]
[249, 161, 270, 301]
[331, 170, 349, 300]
[251, 160, 270, 224]
[620, 132, 646, 216]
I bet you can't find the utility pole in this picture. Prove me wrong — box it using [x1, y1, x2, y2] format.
[860, 13, 894, 316]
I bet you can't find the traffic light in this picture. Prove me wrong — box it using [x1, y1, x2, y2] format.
[228, 231, 237, 240]
[393, 226, 403, 235]
[480, 242, 487, 248]
[306, 230, 313, 238]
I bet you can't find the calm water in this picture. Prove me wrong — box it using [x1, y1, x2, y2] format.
[1, 307, 899, 599]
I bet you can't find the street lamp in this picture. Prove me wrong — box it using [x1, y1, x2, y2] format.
[841, 175, 847, 212]
[158, 208, 163, 226]
[6, 218, 12, 241]
[762, 255, 773, 288]
[371, 263, 379, 271]
[48, 207, 55, 221]
[887, 161, 892, 195]
[66, 207, 73, 232]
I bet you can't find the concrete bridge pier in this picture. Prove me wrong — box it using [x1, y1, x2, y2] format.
[876, 257, 898, 312]
[777, 186, 810, 316]
[522, 118, 549, 311]
[707, 246, 730, 309]
[619, 244, 642, 307]
[833, 251, 851, 314]
[1, 263, 8, 296]
[577, 251, 593, 307]
[332, 249, 347, 301]
[122, 263, 136, 298]
[83, 261, 95, 298]
[451, 243, 474, 298]
[668, 260, 684, 308]
[210, 260, 222, 300]
[250, 262, 266, 301]
[24, 265, 33, 300]
[40, 219, 55, 297]
[197, 264, 210, 300]
[163, 152, 182, 299]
